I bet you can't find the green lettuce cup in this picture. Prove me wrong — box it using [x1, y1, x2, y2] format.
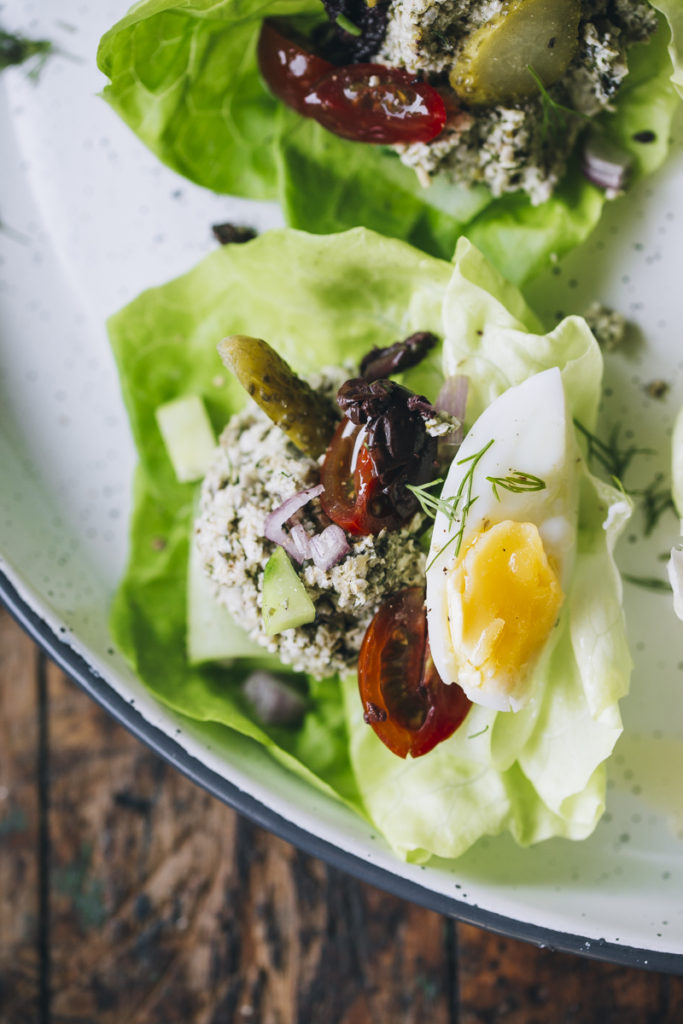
[97, 1, 682, 283]
[107, 226, 632, 860]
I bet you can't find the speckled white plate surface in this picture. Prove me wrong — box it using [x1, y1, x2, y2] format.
[1, 0, 682, 969]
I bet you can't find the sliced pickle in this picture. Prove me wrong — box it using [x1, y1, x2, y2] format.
[218, 335, 337, 458]
[449, 0, 581, 107]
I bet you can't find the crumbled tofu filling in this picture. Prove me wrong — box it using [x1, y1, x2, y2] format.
[375, 0, 658, 203]
[584, 301, 627, 350]
[195, 372, 427, 679]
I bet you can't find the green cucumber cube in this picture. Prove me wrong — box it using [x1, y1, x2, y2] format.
[155, 395, 216, 483]
[262, 547, 315, 635]
[187, 539, 268, 664]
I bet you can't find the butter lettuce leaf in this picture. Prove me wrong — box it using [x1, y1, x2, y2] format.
[339, 238, 631, 862]
[108, 227, 450, 814]
[672, 405, 683, 516]
[109, 227, 631, 861]
[98, 2, 681, 283]
[652, 0, 683, 97]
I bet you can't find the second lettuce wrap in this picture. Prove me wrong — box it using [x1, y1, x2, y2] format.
[97, 1, 682, 284]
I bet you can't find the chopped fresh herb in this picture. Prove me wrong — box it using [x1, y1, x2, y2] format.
[335, 13, 363, 36]
[574, 421, 676, 536]
[468, 725, 489, 739]
[527, 65, 588, 142]
[573, 419, 654, 483]
[406, 476, 446, 518]
[487, 470, 546, 501]
[622, 574, 672, 594]
[630, 473, 676, 536]
[408, 439, 495, 569]
[432, 29, 455, 52]
[0, 28, 53, 78]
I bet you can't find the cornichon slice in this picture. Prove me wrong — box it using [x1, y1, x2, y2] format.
[449, 0, 581, 107]
[218, 335, 337, 458]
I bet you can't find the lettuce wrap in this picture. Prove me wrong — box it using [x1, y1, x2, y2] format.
[96, 1, 682, 284]
[107, 226, 632, 860]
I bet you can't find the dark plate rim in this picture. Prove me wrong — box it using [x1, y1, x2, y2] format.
[2, 566, 681, 975]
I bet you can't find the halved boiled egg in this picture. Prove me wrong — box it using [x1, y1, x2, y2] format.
[426, 367, 579, 712]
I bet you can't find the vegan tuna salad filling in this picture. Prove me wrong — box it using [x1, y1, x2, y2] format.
[195, 369, 429, 680]
[369, 0, 658, 201]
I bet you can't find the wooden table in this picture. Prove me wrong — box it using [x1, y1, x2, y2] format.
[1, 607, 682, 1023]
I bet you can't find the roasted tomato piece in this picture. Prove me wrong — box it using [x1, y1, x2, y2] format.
[304, 64, 447, 144]
[257, 20, 334, 116]
[320, 418, 405, 535]
[358, 587, 471, 758]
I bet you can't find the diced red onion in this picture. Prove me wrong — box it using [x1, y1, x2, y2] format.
[309, 524, 350, 570]
[582, 134, 633, 194]
[263, 484, 349, 569]
[436, 373, 468, 425]
[263, 484, 324, 561]
[436, 374, 468, 465]
[290, 523, 312, 562]
[242, 670, 307, 726]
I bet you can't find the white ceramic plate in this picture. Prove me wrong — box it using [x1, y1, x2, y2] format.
[2, 0, 682, 970]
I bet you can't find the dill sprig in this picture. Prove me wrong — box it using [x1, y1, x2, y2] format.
[622, 574, 672, 594]
[335, 14, 362, 36]
[487, 470, 546, 501]
[1, 28, 54, 79]
[527, 65, 589, 143]
[573, 419, 654, 484]
[467, 725, 490, 740]
[407, 476, 446, 517]
[629, 472, 676, 537]
[409, 440, 549, 569]
[574, 421, 676, 536]
[409, 439, 494, 569]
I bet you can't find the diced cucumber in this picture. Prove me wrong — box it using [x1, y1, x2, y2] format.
[187, 539, 268, 664]
[262, 547, 316, 635]
[155, 394, 216, 483]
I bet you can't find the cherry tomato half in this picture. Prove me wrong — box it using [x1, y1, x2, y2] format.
[257, 21, 447, 146]
[320, 418, 405, 535]
[303, 64, 447, 144]
[257, 20, 334, 117]
[358, 587, 471, 759]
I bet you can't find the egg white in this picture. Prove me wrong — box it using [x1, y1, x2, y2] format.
[425, 367, 579, 712]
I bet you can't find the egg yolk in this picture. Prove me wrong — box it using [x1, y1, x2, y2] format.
[447, 520, 563, 688]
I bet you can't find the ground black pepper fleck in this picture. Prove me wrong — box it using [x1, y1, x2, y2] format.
[212, 223, 257, 245]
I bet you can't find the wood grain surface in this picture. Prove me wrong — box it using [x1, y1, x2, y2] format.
[1, 606, 682, 1024]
